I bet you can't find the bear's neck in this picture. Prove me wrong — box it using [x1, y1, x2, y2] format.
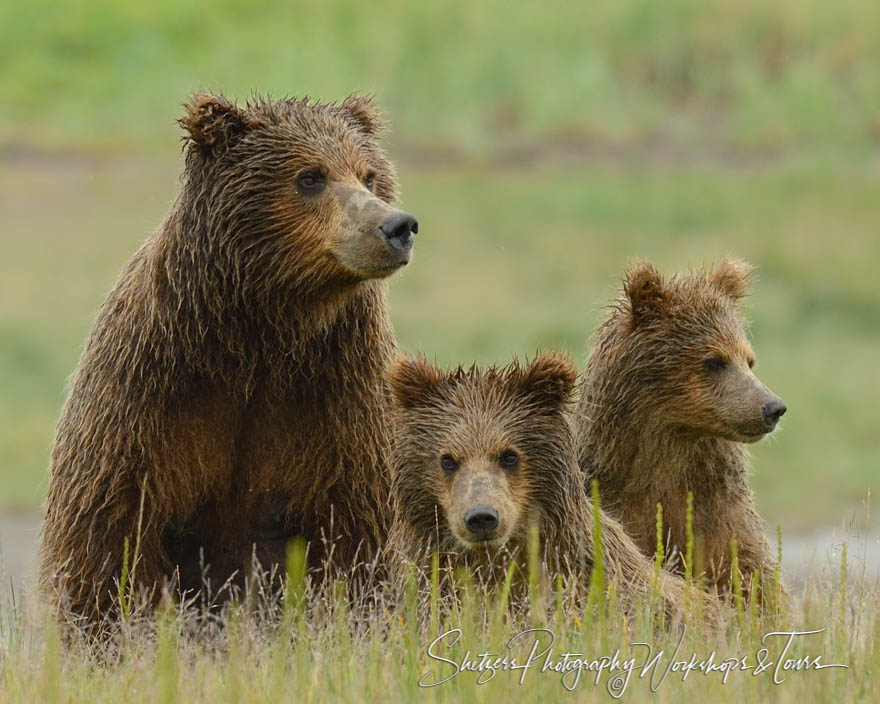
[153, 211, 396, 397]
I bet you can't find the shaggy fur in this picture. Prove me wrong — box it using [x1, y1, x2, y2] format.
[387, 354, 718, 625]
[40, 92, 417, 629]
[574, 259, 786, 600]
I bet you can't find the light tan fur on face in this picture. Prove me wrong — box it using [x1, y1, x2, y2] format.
[711, 363, 782, 442]
[438, 453, 529, 549]
[328, 183, 411, 278]
[682, 334, 783, 442]
[272, 148, 412, 283]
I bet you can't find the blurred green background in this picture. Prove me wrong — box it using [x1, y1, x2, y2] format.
[1, 0, 878, 538]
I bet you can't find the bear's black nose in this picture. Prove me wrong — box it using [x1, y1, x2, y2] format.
[464, 506, 499, 536]
[379, 211, 418, 255]
[762, 399, 787, 430]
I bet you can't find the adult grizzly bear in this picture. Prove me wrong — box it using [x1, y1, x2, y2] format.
[40, 92, 418, 629]
[387, 354, 719, 626]
[573, 259, 786, 602]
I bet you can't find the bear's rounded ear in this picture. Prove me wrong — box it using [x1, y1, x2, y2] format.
[712, 257, 753, 301]
[388, 357, 444, 409]
[340, 94, 385, 136]
[179, 92, 249, 157]
[515, 353, 577, 410]
[623, 260, 667, 325]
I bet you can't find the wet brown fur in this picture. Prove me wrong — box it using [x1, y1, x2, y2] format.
[387, 354, 718, 625]
[40, 92, 410, 629]
[574, 259, 785, 601]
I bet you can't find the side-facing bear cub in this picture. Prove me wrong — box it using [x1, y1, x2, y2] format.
[387, 353, 719, 626]
[574, 259, 786, 602]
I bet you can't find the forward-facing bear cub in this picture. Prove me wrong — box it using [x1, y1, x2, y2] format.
[388, 353, 719, 625]
[574, 259, 786, 602]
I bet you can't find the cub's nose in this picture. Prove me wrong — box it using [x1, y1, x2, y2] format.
[464, 506, 499, 537]
[762, 399, 787, 430]
[379, 211, 418, 255]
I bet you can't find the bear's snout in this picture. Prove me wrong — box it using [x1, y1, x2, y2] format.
[379, 211, 418, 259]
[761, 398, 787, 431]
[464, 505, 499, 538]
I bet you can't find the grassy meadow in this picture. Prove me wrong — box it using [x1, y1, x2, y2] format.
[1, 535, 877, 703]
[1, 0, 880, 700]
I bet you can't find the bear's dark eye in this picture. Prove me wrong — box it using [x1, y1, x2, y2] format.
[703, 356, 728, 374]
[364, 171, 376, 192]
[747, 357, 756, 369]
[296, 169, 325, 193]
[440, 454, 458, 472]
[499, 450, 519, 470]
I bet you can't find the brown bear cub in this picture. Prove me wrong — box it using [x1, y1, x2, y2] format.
[40, 92, 418, 631]
[573, 259, 786, 602]
[387, 353, 717, 625]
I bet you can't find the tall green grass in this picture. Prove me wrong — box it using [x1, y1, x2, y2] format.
[0, 535, 874, 702]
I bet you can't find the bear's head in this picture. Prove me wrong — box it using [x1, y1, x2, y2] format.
[178, 92, 417, 292]
[606, 258, 786, 443]
[388, 353, 578, 553]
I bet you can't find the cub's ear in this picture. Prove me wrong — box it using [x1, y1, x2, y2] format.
[712, 257, 753, 301]
[179, 92, 249, 156]
[514, 353, 577, 410]
[623, 259, 667, 325]
[388, 357, 444, 409]
[340, 93, 385, 136]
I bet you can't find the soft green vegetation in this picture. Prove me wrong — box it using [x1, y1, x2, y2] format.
[1, 0, 879, 153]
[1, 154, 878, 532]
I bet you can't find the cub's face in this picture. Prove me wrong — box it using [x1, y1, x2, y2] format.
[620, 258, 787, 443]
[388, 354, 577, 552]
[180, 92, 417, 285]
[428, 438, 529, 549]
[689, 327, 785, 442]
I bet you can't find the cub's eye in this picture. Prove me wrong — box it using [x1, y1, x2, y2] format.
[703, 356, 728, 373]
[364, 171, 376, 192]
[440, 454, 458, 472]
[747, 358, 756, 369]
[296, 169, 325, 193]
[499, 450, 519, 470]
